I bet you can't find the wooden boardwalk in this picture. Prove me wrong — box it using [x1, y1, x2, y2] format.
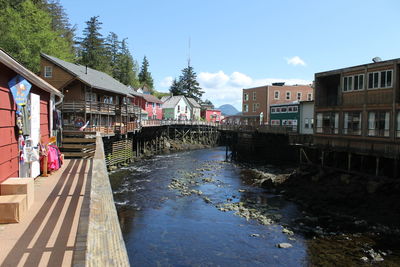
[0, 159, 92, 267]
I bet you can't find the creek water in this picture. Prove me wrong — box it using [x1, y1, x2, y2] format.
[110, 147, 310, 266]
[111, 147, 400, 266]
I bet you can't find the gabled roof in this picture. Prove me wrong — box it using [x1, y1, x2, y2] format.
[0, 49, 62, 97]
[162, 95, 190, 109]
[140, 94, 162, 104]
[41, 53, 134, 96]
[160, 95, 172, 102]
[187, 97, 201, 108]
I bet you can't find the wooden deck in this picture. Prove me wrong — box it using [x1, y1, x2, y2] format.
[0, 159, 92, 266]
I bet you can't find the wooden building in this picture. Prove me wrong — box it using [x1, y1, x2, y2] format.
[40, 53, 141, 135]
[134, 93, 163, 120]
[0, 49, 62, 181]
[201, 109, 222, 123]
[314, 58, 400, 176]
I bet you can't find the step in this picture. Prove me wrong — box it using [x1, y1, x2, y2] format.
[1, 178, 34, 209]
[0, 195, 27, 223]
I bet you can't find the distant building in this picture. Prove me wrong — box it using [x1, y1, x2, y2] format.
[202, 109, 222, 123]
[242, 83, 313, 125]
[162, 96, 192, 120]
[299, 101, 314, 135]
[270, 102, 300, 131]
[134, 94, 163, 120]
[187, 98, 201, 120]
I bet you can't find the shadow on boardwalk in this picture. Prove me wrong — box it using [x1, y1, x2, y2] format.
[0, 159, 92, 267]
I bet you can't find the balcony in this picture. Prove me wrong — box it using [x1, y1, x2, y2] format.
[62, 101, 116, 114]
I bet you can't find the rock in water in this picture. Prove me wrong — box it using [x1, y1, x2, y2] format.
[277, 243, 292, 248]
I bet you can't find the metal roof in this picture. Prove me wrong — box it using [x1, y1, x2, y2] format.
[187, 97, 201, 108]
[161, 95, 188, 109]
[140, 94, 163, 104]
[41, 53, 134, 96]
[0, 49, 62, 97]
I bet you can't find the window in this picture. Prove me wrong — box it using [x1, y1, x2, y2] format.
[253, 92, 256, 100]
[288, 107, 293, 112]
[44, 66, 52, 78]
[276, 107, 281, 113]
[177, 105, 180, 112]
[354, 74, 364, 90]
[281, 107, 287, 113]
[397, 112, 400, 137]
[368, 111, 390, 137]
[85, 92, 96, 102]
[307, 93, 313, 101]
[243, 104, 248, 112]
[293, 106, 298, 112]
[244, 93, 249, 101]
[297, 92, 302, 100]
[271, 120, 280, 126]
[252, 103, 259, 112]
[304, 118, 309, 129]
[316, 112, 338, 134]
[274, 91, 280, 100]
[343, 112, 362, 135]
[343, 74, 364, 91]
[152, 103, 155, 108]
[368, 70, 392, 89]
[286, 91, 291, 100]
[185, 106, 188, 113]
[271, 107, 276, 114]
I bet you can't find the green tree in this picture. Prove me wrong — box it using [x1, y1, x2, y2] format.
[0, 0, 74, 72]
[106, 32, 121, 79]
[169, 78, 184, 96]
[116, 39, 140, 88]
[78, 16, 110, 73]
[170, 65, 204, 102]
[138, 56, 154, 91]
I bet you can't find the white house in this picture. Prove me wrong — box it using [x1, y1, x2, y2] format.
[162, 96, 192, 120]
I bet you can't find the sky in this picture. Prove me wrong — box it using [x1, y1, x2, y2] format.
[61, 0, 400, 110]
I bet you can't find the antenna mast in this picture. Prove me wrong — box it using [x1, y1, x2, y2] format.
[188, 37, 191, 67]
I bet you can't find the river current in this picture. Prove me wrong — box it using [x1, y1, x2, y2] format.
[110, 147, 310, 266]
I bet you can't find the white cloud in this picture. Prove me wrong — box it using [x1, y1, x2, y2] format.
[197, 70, 312, 111]
[197, 71, 229, 88]
[286, 56, 306, 66]
[159, 76, 173, 88]
[229, 72, 253, 87]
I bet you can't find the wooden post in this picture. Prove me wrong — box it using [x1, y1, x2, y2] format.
[347, 153, 352, 171]
[376, 157, 380, 177]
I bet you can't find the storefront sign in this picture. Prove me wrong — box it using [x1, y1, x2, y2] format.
[8, 75, 32, 106]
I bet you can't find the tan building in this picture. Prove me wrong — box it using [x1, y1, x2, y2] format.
[242, 83, 313, 125]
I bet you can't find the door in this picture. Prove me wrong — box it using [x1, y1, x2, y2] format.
[30, 93, 41, 177]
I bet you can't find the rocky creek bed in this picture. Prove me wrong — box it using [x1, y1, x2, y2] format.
[240, 164, 400, 266]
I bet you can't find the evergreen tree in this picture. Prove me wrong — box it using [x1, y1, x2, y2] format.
[0, 0, 74, 72]
[178, 65, 204, 102]
[78, 16, 110, 73]
[42, 0, 76, 55]
[169, 78, 184, 96]
[116, 39, 140, 88]
[106, 32, 121, 79]
[138, 56, 154, 91]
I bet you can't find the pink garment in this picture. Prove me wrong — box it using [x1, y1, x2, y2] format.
[47, 146, 60, 171]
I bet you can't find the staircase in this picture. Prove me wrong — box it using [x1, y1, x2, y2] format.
[61, 130, 96, 159]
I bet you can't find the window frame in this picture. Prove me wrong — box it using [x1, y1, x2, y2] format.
[274, 91, 280, 100]
[286, 91, 291, 100]
[253, 92, 256, 100]
[367, 70, 393, 90]
[244, 93, 249, 101]
[297, 92, 302, 100]
[44, 66, 53, 78]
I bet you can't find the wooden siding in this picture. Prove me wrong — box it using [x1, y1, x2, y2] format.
[0, 63, 51, 182]
[0, 63, 19, 181]
[40, 57, 75, 89]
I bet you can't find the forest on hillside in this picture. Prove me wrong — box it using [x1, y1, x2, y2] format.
[0, 0, 154, 90]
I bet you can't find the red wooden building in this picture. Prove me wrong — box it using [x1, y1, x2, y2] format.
[201, 109, 222, 123]
[0, 49, 62, 182]
[133, 94, 163, 120]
